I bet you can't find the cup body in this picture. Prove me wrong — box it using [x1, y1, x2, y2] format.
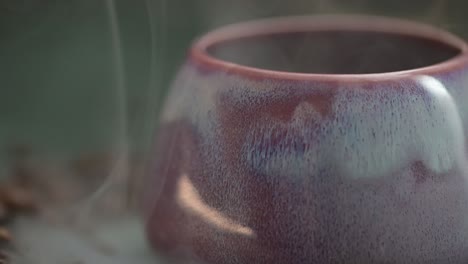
[144, 15, 468, 263]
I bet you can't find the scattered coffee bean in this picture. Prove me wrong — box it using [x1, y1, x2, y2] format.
[0, 229, 11, 244]
[0, 186, 37, 214]
[0, 251, 8, 264]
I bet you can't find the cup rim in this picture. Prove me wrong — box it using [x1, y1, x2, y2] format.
[189, 15, 468, 82]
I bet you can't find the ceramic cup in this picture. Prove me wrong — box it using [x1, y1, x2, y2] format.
[144, 15, 468, 264]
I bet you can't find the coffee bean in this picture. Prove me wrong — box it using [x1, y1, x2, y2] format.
[0, 186, 37, 214]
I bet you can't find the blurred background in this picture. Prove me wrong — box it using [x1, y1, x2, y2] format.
[0, 0, 467, 263]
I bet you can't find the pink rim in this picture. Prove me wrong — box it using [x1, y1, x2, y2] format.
[189, 15, 468, 82]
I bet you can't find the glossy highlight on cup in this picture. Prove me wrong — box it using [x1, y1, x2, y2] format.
[144, 15, 468, 264]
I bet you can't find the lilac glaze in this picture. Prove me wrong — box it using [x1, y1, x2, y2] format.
[145, 16, 468, 264]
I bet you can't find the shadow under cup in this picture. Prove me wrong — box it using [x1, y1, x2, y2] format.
[145, 16, 468, 264]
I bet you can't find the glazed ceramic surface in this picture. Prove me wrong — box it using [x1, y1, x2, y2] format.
[144, 16, 468, 264]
